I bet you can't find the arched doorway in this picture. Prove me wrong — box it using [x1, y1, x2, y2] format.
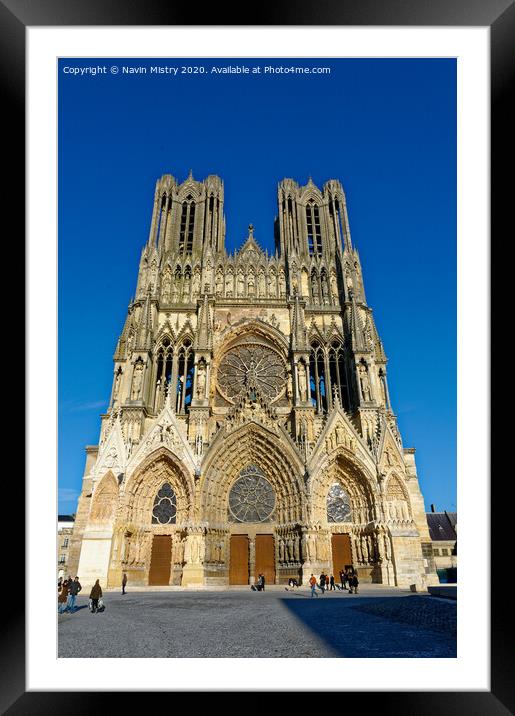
[200, 421, 305, 586]
[110, 449, 194, 587]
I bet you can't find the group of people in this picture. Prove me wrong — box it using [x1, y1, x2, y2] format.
[58, 572, 128, 614]
[251, 573, 266, 591]
[309, 568, 359, 597]
[57, 576, 82, 613]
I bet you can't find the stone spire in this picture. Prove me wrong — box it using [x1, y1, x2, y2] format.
[135, 288, 153, 351]
[196, 293, 212, 350]
[291, 292, 307, 351]
[114, 305, 133, 361]
[350, 293, 367, 353]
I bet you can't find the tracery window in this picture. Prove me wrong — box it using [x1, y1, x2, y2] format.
[176, 339, 194, 413]
[228, 465, 276, 523]
[154, 337, 174, 412]
[217, 344, 286, 403]
[306, 201, 322, 256]
[328, 341, 350, 412]
[327, 483, 352, 523]
[179, 195, 195, 254]
[309, 341, 327, 413]
[152, 482, 177, 524]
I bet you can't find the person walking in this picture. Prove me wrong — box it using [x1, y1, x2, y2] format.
[339, 569, 346, 590]
[67, 576, 82, 613]
[122, 572, 127, 595]
[319, 573, 326, 594]
[58, 578, 69, 614]
[329, 574, 336, 591]
[351, 572, 359, 594]
[309, 574, 318, 598]
[261, 573, 266, 592]
[89, 580, 103, 613]
[325, 574, 330, 592]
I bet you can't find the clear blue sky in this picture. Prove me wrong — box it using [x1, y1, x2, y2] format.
[58, 57, 456, 515]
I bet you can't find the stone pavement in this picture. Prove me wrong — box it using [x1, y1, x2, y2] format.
[58, 585, 457, 658]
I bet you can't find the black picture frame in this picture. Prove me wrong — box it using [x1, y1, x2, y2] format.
[5, 0, 508, 711]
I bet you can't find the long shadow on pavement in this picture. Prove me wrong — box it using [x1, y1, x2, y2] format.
[280, 594, 457, 658]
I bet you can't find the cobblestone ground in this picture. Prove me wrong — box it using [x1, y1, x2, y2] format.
[58, 586, 457, 658]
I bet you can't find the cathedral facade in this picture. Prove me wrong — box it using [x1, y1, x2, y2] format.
[68, 172, 438, 590]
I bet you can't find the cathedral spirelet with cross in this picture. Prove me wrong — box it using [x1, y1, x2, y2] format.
[69, 172, 439, 589]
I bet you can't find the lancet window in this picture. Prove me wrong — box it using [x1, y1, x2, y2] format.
[309, 341, 328, 413]
[306, 200, 322, 256]
[154, 337, 174, 412]
[176, 339, 194, 413]
[308, 340, 350, 414]
[328, 341, 350, 412]
[179, 195, 195, 255]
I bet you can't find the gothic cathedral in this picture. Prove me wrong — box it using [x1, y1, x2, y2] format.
[69, 172, 438, 589]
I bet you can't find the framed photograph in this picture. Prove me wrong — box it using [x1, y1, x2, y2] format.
[7, 0, 508, 709]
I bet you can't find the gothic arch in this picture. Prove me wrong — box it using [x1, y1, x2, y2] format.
[121, 448, 194, 528]
[200, 422, 305, 524]
[214, 318, 289, 358]
[384, 472, 412, 521]
[309, 452, 377, 526]
[90, 471, 119, 523]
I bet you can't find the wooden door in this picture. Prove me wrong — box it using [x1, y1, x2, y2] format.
[255, 534, 275, 585]
[229, 535, 249, 585]
[148, 535, 172, 586]
[332, 533, 352, 576]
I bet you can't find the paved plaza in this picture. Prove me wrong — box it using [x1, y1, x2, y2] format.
[58, 585, 456, 658]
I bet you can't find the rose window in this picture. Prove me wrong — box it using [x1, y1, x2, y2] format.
[217, 344, 286, 402]
[152, 482, 177, 524]
[228, 465, 276, 523]
[327, 483, 352, 523]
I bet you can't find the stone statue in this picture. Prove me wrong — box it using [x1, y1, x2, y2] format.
[310, 273, 318, 303]
[258, 271, 266, 297]
[297, 362, 307, 402]
[279, 539, 285, 562]
[286, 371, 293, 400]
[113, 370, 121, 403]
[330, 271, 338, 298]
[335, 424, 344, 445]
[193, 268, 201, 295]
[287, 537, 294, 561]
[183, 272, 191, 301]
[293, 536, 300, 561]
[359, 364, 371, 401]
[247, 272, 255, 296]
[216, 270, 223, 296]
[162, 272, 171, 302]
[321, 272, 329, 302]
[268, 273, 277, 297]
[196, 361, 206, 398]
[384, 533, 392, 561]
[131, 362, 143, 399]
[279, 271, 286, 297]
[237, 272, 244, 296]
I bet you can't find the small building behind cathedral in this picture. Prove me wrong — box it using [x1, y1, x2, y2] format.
[67, 172, 439, 589]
